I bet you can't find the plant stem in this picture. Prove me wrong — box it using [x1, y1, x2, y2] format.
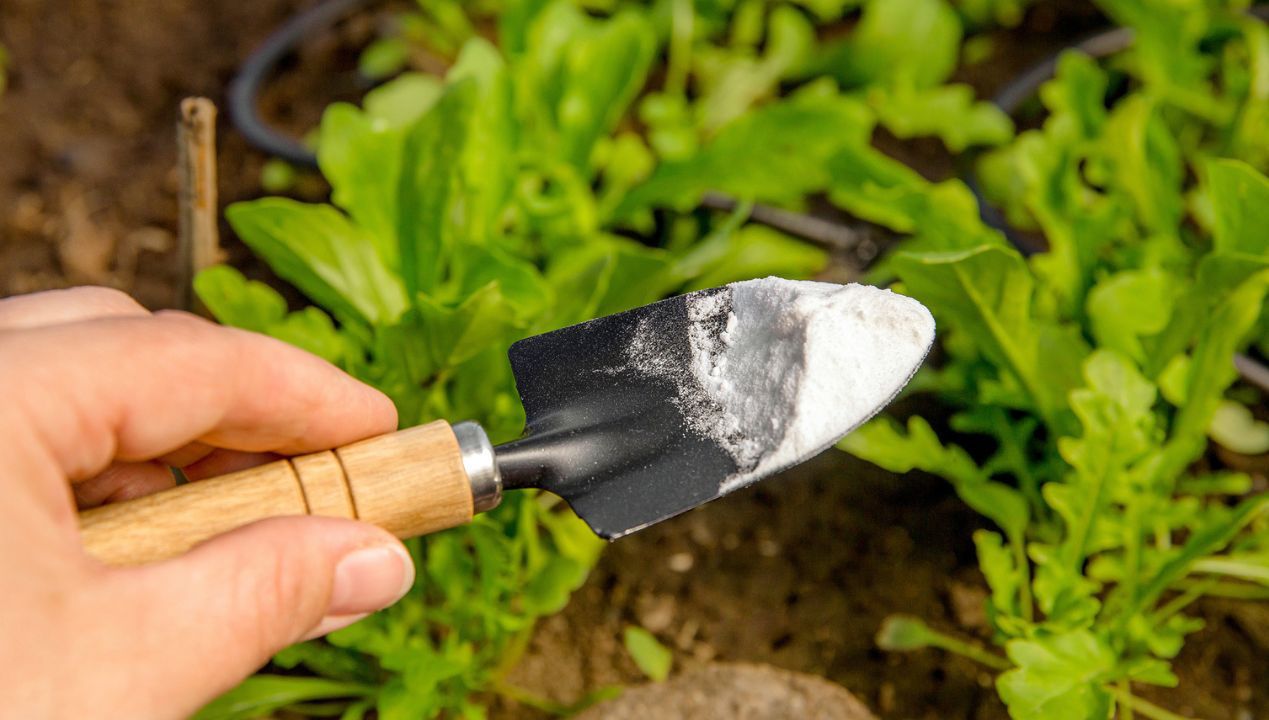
[1107, 685, 1198, 720]
[1174, 578, 1269, 600]
[1119, 679, 1134, 720]
[1192, 556, 1269, 584]
[1010, 535, 1034, 622]
[1151, 578, 1216, 625]
[920, 626, 1011, 671]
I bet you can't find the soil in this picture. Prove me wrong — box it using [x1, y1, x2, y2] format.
[1, 2, 1265, 720]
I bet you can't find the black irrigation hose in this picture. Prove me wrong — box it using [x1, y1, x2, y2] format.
[228, 0, 368, 167]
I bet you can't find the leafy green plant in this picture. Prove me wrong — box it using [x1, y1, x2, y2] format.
[194, 3, 832, 717]
[199, 0, 1269, 716]
[842, 2, 1269, 717]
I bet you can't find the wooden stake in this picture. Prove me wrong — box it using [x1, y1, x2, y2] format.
[177, 97, 222, 313]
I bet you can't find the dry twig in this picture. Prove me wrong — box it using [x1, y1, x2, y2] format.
[178, 97, 222, 312]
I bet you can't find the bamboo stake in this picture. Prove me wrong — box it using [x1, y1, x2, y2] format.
[177, 97, 222, 313]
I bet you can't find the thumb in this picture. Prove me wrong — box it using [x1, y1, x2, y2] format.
[103, 516, 414, 717]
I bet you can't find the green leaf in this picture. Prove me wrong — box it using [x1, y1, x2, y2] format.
[692, 5, 816, 132]
[1052, 351, 1157, 574]
[1040, 52, 1109, 142]
[1085, 268, 1178, 364]
[397, 80, 478, 297]
[449, 38, 517, 244]
[416, 283, 523, 369]
[274, 642, 377, 684]
[546, 238, 675, 326]
[1168, 261, 1269, 460]
[193, 265, 286, 333]
[1209, 400, 1269, 455]
[816, 0, 961, 88]
[869, 82, 1013, 151]
[555, 11, 656, 169]
[1205, 158, 1269, 255]
[259, 159, 297, 193]
[891, 245, 1085, 435]
[875, 614, 938, 651]
[623, 626, 673, 682]
[523, 555, 587, 615]
[827, 146, 1002, 250]
[975, 530, 1024, 622]
[268, 307, 354, 366]
[359, 37, 410, 80]
[997, 631, 1115, 720]
[1100, 95, 1183, 234]
[193, 675, 372, 720]
[619, 89, 871, 214]
[680, 225, 827, 291]
[225, 199, 407, 326]
[318, 103, 406, 266]
[363, 72, 444, 128]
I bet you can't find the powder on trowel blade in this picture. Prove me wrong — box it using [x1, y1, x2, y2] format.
[627, 277, 935, 492]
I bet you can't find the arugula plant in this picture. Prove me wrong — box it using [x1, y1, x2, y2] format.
[193, 4, 832, 718]
[840, 3, 1269, 717]
[195, 0, 1267, 717]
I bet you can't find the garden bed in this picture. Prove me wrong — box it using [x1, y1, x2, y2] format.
[1, 1, 1266, 719]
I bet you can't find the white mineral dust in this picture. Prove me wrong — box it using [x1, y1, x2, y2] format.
[633, 277, 935, 493]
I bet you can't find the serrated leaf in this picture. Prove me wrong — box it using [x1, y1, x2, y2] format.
[891, 245, 1086, 435]
[997, 631, 1115, 720]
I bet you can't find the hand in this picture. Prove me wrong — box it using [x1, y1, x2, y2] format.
[0, 287, 414, 719]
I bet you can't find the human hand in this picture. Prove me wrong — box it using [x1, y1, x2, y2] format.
[0, 287, 414, 719]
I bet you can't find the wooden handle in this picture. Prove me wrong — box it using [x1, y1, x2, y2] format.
[79, 421, 474, 565]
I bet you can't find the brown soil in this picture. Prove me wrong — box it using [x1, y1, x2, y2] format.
[0, 0, 376, 308]
[504, 451, 1269, 720]
[1, 2, 1265, 720]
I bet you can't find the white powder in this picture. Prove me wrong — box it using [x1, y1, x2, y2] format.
[629, 277, 935, 493]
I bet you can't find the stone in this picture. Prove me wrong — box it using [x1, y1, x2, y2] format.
[575, 662, 877, 720]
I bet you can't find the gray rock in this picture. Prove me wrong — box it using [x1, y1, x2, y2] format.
[576, 662, 877, 720]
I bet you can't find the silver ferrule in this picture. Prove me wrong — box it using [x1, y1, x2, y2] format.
[453, 421, 502, 513]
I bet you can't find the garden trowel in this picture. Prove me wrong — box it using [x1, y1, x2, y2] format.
[80, 278, 934, 565]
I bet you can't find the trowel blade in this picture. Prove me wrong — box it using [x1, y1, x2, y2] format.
[494, 280, 933, 539]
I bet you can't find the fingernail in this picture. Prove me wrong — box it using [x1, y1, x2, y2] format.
[328, 545, 414, 616]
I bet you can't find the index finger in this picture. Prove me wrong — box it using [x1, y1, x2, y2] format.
[0, 311, 398, 482]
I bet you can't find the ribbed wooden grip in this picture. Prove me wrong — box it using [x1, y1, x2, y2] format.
[78, 421, 474, 565]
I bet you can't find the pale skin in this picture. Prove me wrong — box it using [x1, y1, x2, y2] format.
[0, 286, 416, 719]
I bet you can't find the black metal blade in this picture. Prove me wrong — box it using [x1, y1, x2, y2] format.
[497, 289, 740, 539]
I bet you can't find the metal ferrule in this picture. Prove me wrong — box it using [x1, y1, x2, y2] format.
[452, 421, 502, 514]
